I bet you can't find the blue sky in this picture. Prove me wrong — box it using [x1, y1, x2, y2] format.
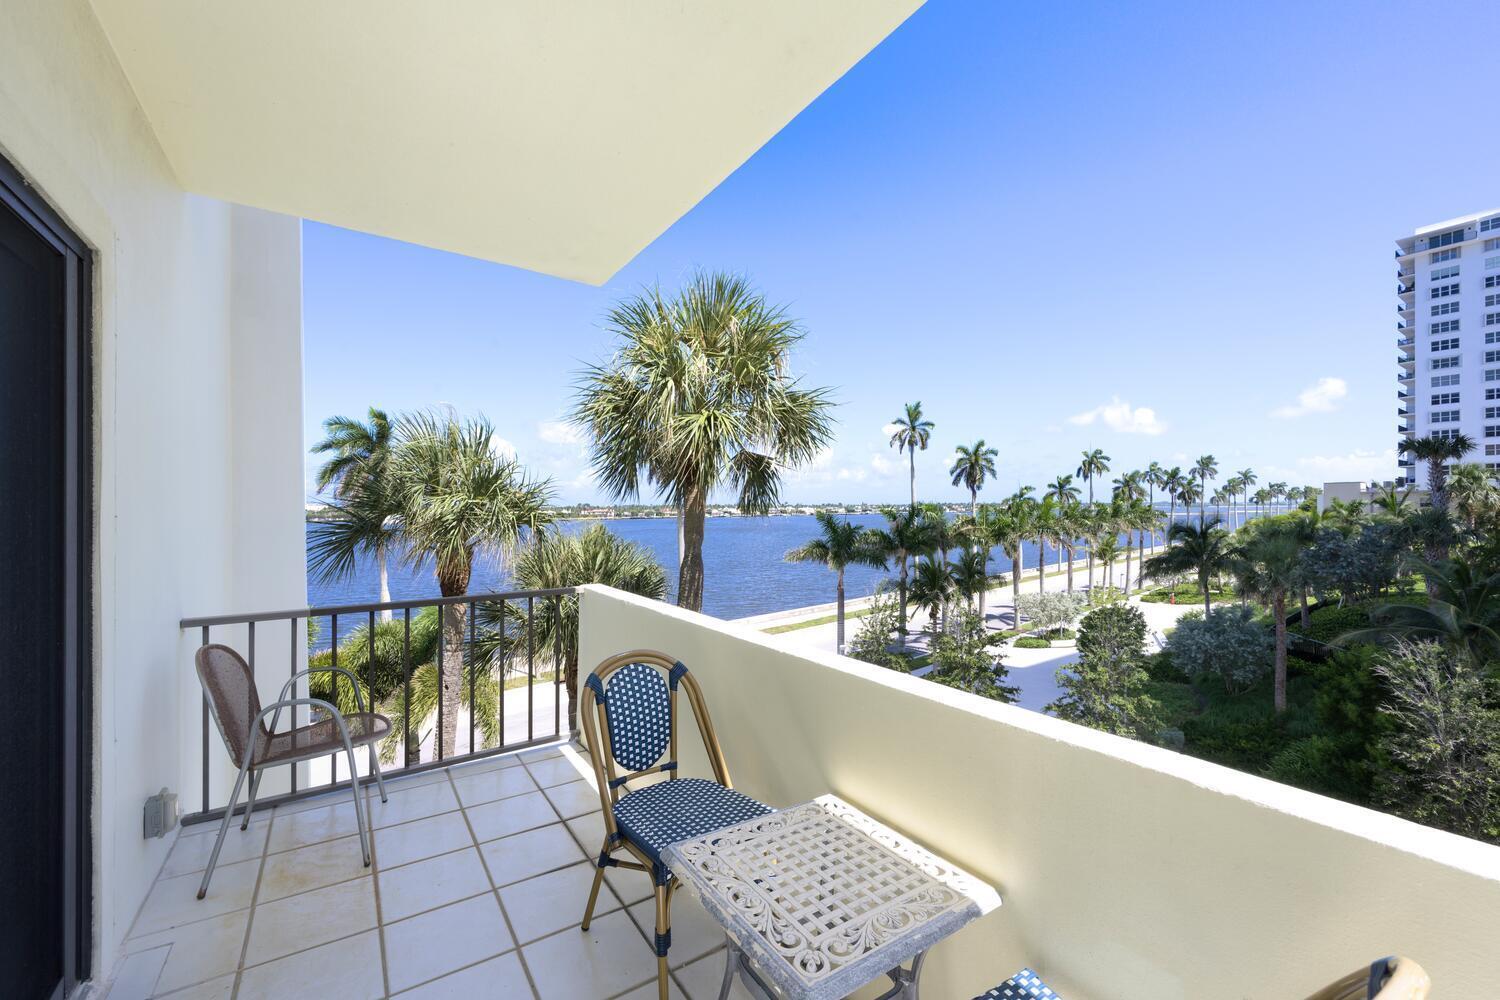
[304, 0, 1500, 505]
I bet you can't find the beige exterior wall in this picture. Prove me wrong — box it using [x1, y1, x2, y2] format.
[579, 585, 1500, 999]
[1, 0, 307, 974]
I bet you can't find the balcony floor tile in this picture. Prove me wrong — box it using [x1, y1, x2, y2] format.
[382, 893, 513, 994]
[238, 928, 384, 999]
[392, 950, 530, 998]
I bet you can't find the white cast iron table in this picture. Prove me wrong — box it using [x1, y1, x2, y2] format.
[661, 794, 1001, 1000]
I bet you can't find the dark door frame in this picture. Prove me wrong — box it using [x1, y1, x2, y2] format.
[0, 152, 94, 995]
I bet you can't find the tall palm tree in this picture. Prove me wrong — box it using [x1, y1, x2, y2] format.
[1056, 502, 1083, 593]
[1142, 519, 1233, 617]
[1236, 468, 1257, 531]
[910, 556, 955, 635]
[785, 512, 887, 654]
[1163, 466, 1185, 542]
[1192, 454, 1218, 528]
[312, 408, 399, 615]
[870, 506, 931, 649]
[949, 440, 998, 518]
[951, 547, 990, 619]
[1032, 495, 1059, 593]
[572, 271, 834, 611]
[1128, 500, 1162, 595]
[1077, 448, 1111, 505]
[919, 503, 957, 564]
[1145, 461, 1165, 548]
[1094, 534, 1121, 589]
[1268, 481, 1288, 515]
[1446, 463, 1496, 531]
[1232, 519, 1306, 713]
[889, 402, 935, 507]
[1399, 433, 1477, 512]
[988, 497, 1033, 625]
[1110, 471, 1144, 589]
[392, 412, 554, 759]
[1177, 479, 1202, 529]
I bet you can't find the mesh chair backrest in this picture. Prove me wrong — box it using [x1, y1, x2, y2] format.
[195, 644, 264, 766]
[603, 661, 672, 772]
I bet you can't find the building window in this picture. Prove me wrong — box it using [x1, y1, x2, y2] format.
[1484, 216, 1500, 233]
[1433, 373, 1461, 387]
[1488, 294, 1500, 307]
[1432, 391, 1461, 405]
[1487, 238, 1500, 252]
[1433, 265, 1461, 281]
[1432, 337, 1461, 352]
[1489, 368, 1500, 382]
[1435, 428, 1463, 440]
[1488, 426, 1500, 438]
[1489, 406, 1500, 419]
[1490, 312, 1500, 326]
[1432, 355, 1462, 369]
[1431, 282, 1461, 299]
[1489, 387, 1500, 400]
[1428, 227, 1468, 249]
[1489, 275, 1500, 289]
[1488, 349, 1500, 363]
[1432, 320, 1461, 334]
[1432, 248, 1461, 263]
[1488, 444, 1500, 456]
[1488, 331, 1500, 345]
[1432, 409, 1461, 423]
[1488, 256, 1500, 269]
[1432, 301, 1461, 316]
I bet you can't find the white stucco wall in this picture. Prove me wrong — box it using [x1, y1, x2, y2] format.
[1, 0, 306, 977]
[578, 586, 1500, 999]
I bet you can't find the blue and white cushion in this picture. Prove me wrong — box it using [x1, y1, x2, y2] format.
[975, 968, 1060, 999]
[605, 662, 673, 772]
[613, 777, 772, 866]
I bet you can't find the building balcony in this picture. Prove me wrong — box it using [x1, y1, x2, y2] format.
[1396, 337, 1413, 348]
[104, 586, 1500, 999]
[1398, 354, 1416, 366]
[1397, 283, 1415, 296]
[1398, 390, 1411, 399]
[1399, 371, 1415, 383]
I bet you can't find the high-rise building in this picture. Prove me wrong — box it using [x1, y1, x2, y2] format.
[1395, 209, 1500, 484]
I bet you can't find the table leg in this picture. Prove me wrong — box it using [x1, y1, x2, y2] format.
[717, 942, 739, 1000]
[873, 949, 928, 1000]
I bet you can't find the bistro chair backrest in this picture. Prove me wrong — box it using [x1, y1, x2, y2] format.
[579, 650, 733, 826]
[195, 643, 265, 767]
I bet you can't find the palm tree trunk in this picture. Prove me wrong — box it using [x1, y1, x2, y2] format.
[1037, 538, 1046, 593]
[1201, 570, 1212, 618]
[1124, 537, 1133, 597]
[1300, 587, 1310, 629]
[898, 561, 910, 649]
[438, 601, 467, 760]
[970, 488, 977, 520]
[1168, 500, 1177, 545]
[1065, 545, 1075, 593]
[836, 568, 846, 655]
[1010, 554, 1022, 630]
[1273, 592, 1288, 713]
[678, 487, 707, 611]
[909, 448, 916, 508]
[377, 547, 393, 622]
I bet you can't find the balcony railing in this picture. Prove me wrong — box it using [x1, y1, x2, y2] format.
[180, 587, 576, 823]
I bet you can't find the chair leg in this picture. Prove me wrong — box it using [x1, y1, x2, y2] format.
[580, 839, 609, 931]
[653, 879, 671, 1000]
[369, 740, 388, 803]
[240, 770, 263, 831]
[198, 761, 251, 900]
[345, 741, 371, 866]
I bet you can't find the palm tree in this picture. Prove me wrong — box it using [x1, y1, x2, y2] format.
[1093, 534, 1121, 588]
[1347, 558, 1500, 668]
[951, 547, 990, 619]
[1163, 466, 1185, 542]
[1111, 471, 1145, 589]
[572, 271, 834, 611]
[1371, 483, 1414, 517]
[1232, 519, 1307, 713]
[1268, 481, 1288, 515]
[949, 440, 998, 518]
[1446, 463, 1496, 531]
[910, 556, 955, 635]
[1032, 495, 1059, 593]
[494, 524, 664, 735]
[1142, 519, 1233, 617]
[1049, 472, 1080, 583]
[1192, 454, 1218, 528]
[988, 497, 1033, 625]
[889, 402, 935, 507]
[1077, 448, 1111, 505]
[919, 503, 957, 564]
[870, 506, 931, 649]
[1236, 468, 1257, 531]
[1056, 503, 1083, 593]
[392, 411, 554, 759]
[312, 408, 399, 616]
[1177, 478, 1202, 527]
[1145, 461, 1165, 547]
[785, 512, 887, 654]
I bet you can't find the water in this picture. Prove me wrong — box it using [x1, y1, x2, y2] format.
[306, 506, 1267, 622]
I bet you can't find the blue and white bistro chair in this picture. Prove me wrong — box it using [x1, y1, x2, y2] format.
[578, 650, 772, 1000]
[974, 968, 1061, 999]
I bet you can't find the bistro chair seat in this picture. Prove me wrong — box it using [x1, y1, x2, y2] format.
[257, 711, 392, 767]
[578, 650, 771, 1000]
[613, 777, 772, 872]
[975, 968, 1060, 999]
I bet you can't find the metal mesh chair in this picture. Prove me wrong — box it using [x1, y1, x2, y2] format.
[1306, 956, 1431, 1000]
[578, 650, 772, 1000]
[193, 643, 391, 898]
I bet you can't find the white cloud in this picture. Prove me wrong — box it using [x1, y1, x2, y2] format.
[1270, 377, 1347, 419]
[1265, 448, 1397, 484]
[880, 422, 902, 439]
[489, 435, 517, 460]
[1066, 397, 1167, 435]
[537, 419, 583, 445]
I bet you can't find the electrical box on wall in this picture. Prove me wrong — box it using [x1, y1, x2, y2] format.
[143, 788, 179, 839]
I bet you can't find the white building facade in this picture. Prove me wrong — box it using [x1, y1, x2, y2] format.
[1396, 208, 1500, 483]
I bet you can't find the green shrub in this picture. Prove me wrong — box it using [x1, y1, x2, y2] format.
[1164, 606, 1272, 693]
[1014, 636, 1051, 649]
[1294, 604, 1371, 645]
[1143, 650, 1188, 683]
[1182, 716, 1288, 771]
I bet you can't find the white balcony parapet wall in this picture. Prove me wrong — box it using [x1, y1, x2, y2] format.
[578, 585, 1500, 999]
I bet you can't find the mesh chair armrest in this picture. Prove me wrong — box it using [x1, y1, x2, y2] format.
[272, 667, 368, 735]
[243, 697, 354, 770]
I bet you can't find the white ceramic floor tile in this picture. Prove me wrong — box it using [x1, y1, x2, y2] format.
[525, 755, 592, 789]
[465, 790, 558, 842]
[124, 908, 248, 996]
[375, 811, 475, 871]
[129, 859, 259, 939]
[560, 813, 649, 905]
[522, 910, 658, 1000]
[267, 799, 365, 853]
[271, 786, 362, 816]
[105, 945, 167, 1000]
[367, 779, 460, 829]
[377, 766, 456, 791]
[393, 950, 531, 999]
[542, 780, 600, 820]
[383, 893, 514, 993]
[618, 978, 691, 1000]
[238, 928, 384, 999]
[377, 846, 490, 922]
[676, 950, 759, 1000]
[154, 974, 236, 1000]
[518, 743, 566, 762]
[452, 764, 538, 807]
[447, 752, 526, 776]
[242, 875, 377, 966]
[499, 862, 618, 944]
[626, 895, 725, 968]
[564, 812, 606, 851]
[257, 834, 369, 902]
[480, 824, 586, 888]
[160, 822, 268, 878]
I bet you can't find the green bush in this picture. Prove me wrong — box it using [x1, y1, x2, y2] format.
[1293, 604, 1371, 645]
[1014, 636, 1051, 649]
[1182, 716, 1289, 771]
[1143, 649, 1188, 683]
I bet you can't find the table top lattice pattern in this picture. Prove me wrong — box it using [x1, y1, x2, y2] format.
[664, 794, 1000, 1000]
